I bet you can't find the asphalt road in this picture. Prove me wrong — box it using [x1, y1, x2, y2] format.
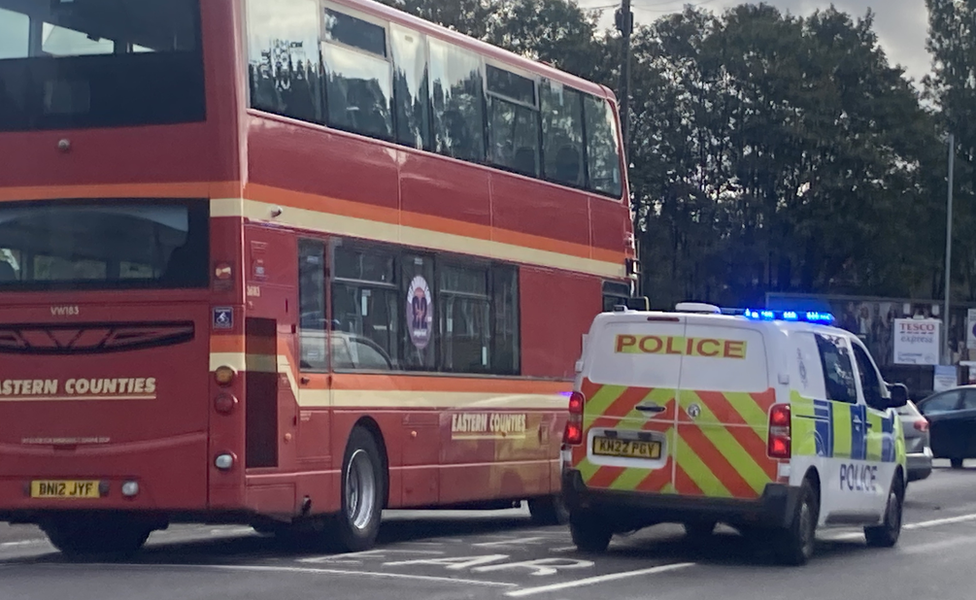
[2, 460, 975, 600]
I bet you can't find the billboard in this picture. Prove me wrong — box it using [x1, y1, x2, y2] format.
[893, 319, 940, 366]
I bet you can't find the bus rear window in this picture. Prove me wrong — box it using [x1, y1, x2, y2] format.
[0, 0, 204, 131]
[0, 200, 209, 290]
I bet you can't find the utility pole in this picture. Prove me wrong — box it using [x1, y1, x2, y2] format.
[944, 133, 956, 365]
[615, 0, 633, 149]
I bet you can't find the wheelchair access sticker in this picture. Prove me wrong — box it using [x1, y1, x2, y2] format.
[213, 307, 233, 330]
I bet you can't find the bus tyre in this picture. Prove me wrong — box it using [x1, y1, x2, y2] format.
[42, 516, 152, 558]
[332, 426, 386, 553]
[865, 476, 903, 548]
[569, 512, 612, 553]
[778, 478, 818, 566]
[528, 494, 570, 525]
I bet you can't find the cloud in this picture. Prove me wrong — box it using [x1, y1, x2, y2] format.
[578, 0, 931, 82]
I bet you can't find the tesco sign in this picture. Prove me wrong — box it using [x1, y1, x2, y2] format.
[893, 318, 941, 366]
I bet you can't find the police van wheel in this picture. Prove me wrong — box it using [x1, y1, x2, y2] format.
[569, 512, 613, 553]
[864, 477, 903, 548]
[331, 426, 386, 553]
[778, 479, 818, 566]
[528, 495, 570, 525]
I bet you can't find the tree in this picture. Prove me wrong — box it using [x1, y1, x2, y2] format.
[926, 0, 976, 299]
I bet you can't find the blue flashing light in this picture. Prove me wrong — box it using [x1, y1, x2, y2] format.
[742, 309, 835, 324]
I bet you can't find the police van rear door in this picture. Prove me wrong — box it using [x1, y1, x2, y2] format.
[674, 317, 779, 500]
[575, 313, 685, 495]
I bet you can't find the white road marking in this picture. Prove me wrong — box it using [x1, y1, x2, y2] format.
[75, 563, 518, 588]
[548, 546, 579, 553]
[504, 562, 695, 597]
[473, 537, 548, 547]
[903, 513, 976, 530]
[300, 549, 444, 564]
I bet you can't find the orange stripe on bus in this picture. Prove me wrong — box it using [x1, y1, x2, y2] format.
[210, 335, 245, 353]
[330, 373, 571, 394]
[246, 183, 623, 262]
[0, 182, 627, 265]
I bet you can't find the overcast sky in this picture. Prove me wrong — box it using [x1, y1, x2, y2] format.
[579, 0, 931, 83]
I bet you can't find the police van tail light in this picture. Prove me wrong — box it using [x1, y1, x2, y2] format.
[768, 404, 791, 459]
[563, 391, 585, 446]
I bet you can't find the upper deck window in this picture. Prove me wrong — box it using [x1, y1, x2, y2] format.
[487, 65, 540, 177]
[321, 6, 393, 140]
[242, 0, 625, 200]
[246, 0, 322, 124]
[541, 81, 584, 187]
[584, 94, 623, 197]
[0, 0, 205, 131]
[428, 38, 485, 163]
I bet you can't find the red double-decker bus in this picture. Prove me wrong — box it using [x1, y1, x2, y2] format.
[0, 0, 636, 555]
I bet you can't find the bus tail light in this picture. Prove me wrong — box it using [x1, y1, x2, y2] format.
[214, 394, 238, 415]
[768, 404, 791, 459]
[214, 366, 236, 386]
[563, 391, 585, 446]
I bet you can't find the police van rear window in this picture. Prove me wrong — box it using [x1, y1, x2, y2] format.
[677, 324, 769, 393]
[586, 320, 685, 388]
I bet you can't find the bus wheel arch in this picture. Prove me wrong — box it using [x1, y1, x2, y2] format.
[351, 417, 390, 508]
[330, 421, 388, 552]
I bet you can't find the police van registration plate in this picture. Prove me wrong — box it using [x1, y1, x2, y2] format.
[592, 437, 661, 459]
[30, 480, 101, 499]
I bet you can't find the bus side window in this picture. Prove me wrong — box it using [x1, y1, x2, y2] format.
[298, 239, 328, 371]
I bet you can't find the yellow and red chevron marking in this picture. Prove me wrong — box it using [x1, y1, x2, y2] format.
[572, 381, 780, 500]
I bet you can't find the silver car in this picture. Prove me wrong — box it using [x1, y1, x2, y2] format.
[897, 400, 933, 482]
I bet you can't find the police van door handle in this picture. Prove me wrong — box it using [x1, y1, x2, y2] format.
[636, 404, 666, 414]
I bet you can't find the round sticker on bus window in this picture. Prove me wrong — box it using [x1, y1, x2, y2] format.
[407, 276, 432, 349]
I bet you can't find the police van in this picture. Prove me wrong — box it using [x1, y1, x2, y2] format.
[561, 303, 909, 565]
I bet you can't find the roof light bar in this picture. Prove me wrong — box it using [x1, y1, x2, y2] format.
[741, 309, 835, 324]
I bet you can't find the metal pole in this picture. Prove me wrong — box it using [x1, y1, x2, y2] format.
[945, 133, 955, 364]
[617, 0, 632, 149]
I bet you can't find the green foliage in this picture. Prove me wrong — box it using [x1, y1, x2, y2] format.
[377, 0, 951, 307]
[926, 0, 976, 299]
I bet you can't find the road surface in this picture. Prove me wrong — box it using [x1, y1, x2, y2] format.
[1, 461, 974, 600]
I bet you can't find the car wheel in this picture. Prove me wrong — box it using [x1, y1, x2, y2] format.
[777, 478, 818, 566]
[569, 512, 613, 553]
[528, 494, 570, 525]
[331, 426, 386, 553]
[865, 476, 904, 548]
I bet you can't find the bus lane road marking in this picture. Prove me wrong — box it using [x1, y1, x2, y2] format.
[504, 562, 696, 597]
[46, 563, 518, 589]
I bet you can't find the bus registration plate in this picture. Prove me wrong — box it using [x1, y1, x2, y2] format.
[30, 481, 101, 499]
[592, 437, 661, 459]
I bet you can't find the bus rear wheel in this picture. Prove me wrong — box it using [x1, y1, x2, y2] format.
[330, 426, 386, 553]
[41, 515, 153, 558]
